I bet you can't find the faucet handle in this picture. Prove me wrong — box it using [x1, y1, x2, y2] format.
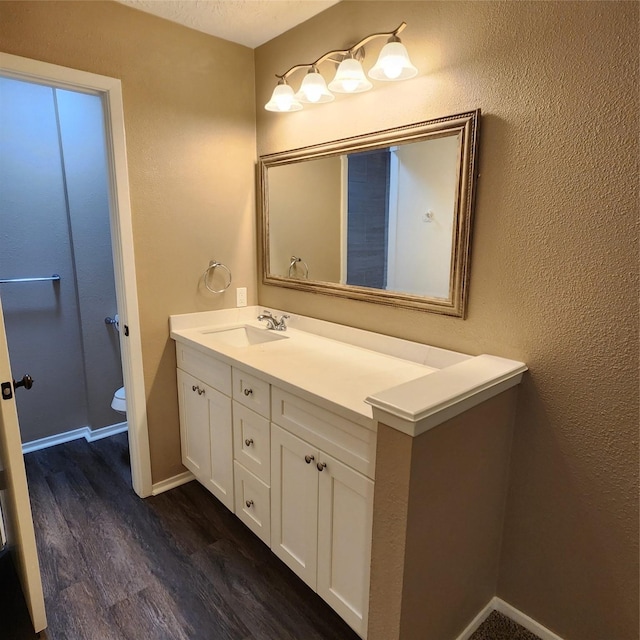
[276, 314, 290, 330]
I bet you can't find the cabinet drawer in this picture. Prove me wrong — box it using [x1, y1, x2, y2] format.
[233, 402, 270, 484]
[232, 367, 270, 418]
[272, 388, 376, 479]
[234, 462, 270, 546]
[176, 344, 231, 395]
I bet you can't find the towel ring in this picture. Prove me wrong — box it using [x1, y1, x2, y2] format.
[288, 256, 309, 279]
[202, 260, 232, 293]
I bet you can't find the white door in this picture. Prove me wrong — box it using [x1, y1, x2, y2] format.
[317, 452, 374, 638]
[0, 296, 46, 633]
[270, 424, 319, 587]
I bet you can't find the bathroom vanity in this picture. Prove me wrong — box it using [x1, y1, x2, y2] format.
[170, 307, 526, 639]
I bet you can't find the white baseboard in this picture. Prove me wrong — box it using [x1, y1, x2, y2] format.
[455, 599, 495, 640]
[493, 597, 565, 640]
[151, 470, 195, 496]
[22, 422, 128, 454]
[455, 597, 565, 640]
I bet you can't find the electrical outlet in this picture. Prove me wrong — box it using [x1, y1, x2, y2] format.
[236, 287, 247, 308]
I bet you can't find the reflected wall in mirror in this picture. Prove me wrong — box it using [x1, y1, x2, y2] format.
[260, 110, 479, 317]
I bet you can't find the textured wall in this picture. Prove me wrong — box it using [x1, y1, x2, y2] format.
[255, 2, 638, 639]
[0, 1, 257, 480]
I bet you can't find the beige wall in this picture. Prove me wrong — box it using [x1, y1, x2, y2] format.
[1, 1, 637, 638]
[256, 3, 638, 640]
[0, 1, 257, 481]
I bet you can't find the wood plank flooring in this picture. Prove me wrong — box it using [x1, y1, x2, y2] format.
[21, 434, 361, 640]
[14, 434, 542, 640]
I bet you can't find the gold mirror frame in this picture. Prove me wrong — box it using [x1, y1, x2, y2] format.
[259, 109, 480, 317]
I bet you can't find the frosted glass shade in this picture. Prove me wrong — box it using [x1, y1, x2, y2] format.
[328, 58, 373, 94]
[295, 69, 334, 104]
[265, 83, 303, 112]
[368, 40, 418, 81]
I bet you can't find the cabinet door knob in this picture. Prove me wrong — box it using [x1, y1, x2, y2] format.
[243, 388, 253, 396]
[317, 462, 327, 472]
[245, 438, 254, 447]
[245, 499, 254, 508]
[304, 454, 315, 464]
[192, 385, 198, 392]
[198, 387, 205, 396]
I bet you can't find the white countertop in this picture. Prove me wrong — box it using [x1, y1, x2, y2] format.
[169, 307, 527, 436]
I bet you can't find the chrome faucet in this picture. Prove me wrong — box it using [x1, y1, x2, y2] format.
[257, 310, 289, 331]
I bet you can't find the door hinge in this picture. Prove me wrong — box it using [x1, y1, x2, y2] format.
[1, 382, 12, 401]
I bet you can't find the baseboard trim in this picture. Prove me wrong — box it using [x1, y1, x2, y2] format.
[151, 471, 195, 496]
[455, 599, 495, 640]
[455, 597, 565, 640]
[493, 597, 565, 640]
[22, 422, 128, 454]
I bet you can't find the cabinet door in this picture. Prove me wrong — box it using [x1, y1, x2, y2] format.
[317, 452, 374, 638]
[204, 381, 234, 511]
[270, 424, 318, 588]
[177, 369, 212, 481]
[177, 369, 234, 511]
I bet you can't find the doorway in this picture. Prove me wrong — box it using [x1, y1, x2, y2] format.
[1, 75, 127, 450]
[0, 53, 152, 498]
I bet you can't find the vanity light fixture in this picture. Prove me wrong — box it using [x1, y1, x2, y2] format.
[265, 22, 417, 112]
[295, 66, 334, 104]
[265, 79, 303, 112]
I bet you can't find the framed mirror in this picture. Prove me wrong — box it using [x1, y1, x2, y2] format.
[259, 110, 480, 317]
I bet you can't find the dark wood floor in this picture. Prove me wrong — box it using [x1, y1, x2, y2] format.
[21, 433, 361, 640]
[13, 434, 541, 640]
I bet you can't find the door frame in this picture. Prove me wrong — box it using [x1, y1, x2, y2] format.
[0, 52, 153, 498]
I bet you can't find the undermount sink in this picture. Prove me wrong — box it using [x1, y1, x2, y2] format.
[199, 325, 289, 348]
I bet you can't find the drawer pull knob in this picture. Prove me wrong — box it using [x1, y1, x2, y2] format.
[304, 454, 315, 464]
[317, 462, 327, 472]
[192, 385, 198, 392]
[198, 388, 205, 396]
[243, 388, 253, 396]
[245, 499, 254, 508]
[245, 438, 254, 447]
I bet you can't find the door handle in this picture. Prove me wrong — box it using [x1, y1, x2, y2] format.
[13, 374, 34, 390]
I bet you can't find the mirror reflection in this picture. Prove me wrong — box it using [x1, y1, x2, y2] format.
[260, 111, 479, 317]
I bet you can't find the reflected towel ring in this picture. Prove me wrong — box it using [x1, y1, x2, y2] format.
[288, 256, 309, 279]
[202, 260, 232, 293]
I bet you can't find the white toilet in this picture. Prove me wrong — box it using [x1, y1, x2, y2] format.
[111, 386, 126, 414]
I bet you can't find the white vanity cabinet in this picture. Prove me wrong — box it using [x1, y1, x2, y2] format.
[176, 349, 234, 511]
[176, 344, 273, 544]
[270, 389, 375, 638]
[175, 341, 375, 638]
[171, 308, 528, 640]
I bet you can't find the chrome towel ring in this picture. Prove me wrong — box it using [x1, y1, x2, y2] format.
[288, 256, 309, 279]
[202, 260, 232, 293]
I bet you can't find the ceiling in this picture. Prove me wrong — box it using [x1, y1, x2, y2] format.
[115, 0, 340, 48]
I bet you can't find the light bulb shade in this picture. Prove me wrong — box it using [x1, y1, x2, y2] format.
[265, 83, 303, 112]
[328, 58, 373, 93]
[368, 40, 418, 81]
[295, 69, 335, 104]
